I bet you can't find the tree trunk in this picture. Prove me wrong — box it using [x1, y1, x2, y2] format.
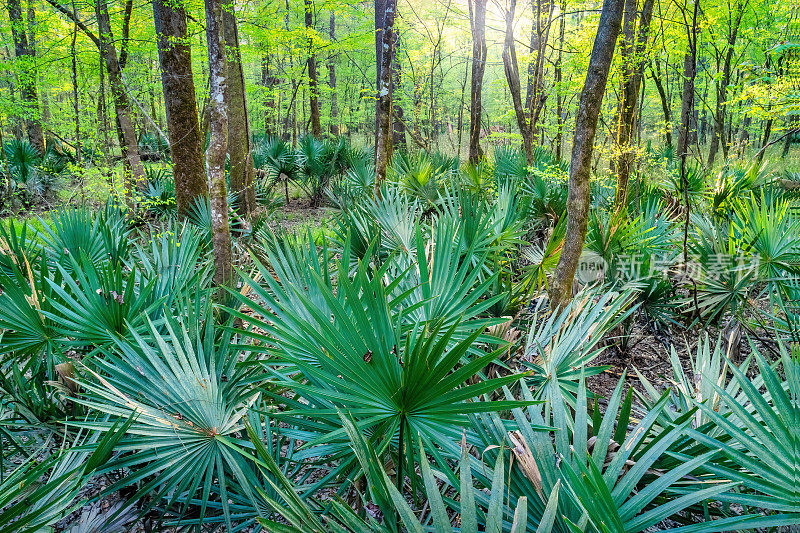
[96, 0, 146, 195]
[502, 0, 535, 164]
[374, 0, 386, 147]
[526, 0, 555, 143]
[392, 44, 406, 150]
[374, 0, 397, 192]
[707, 0, 745, 167]
[554, 0, 566, 160]
[222, 0, 256, 217]
[97, 49, 111, 161]
[613, 0, 655, 210]
[549, 0, 625, 309]
[152, 0, 207, 218]
[70, 0, 80, 165]
[467, 0, 488, 164]
[649, 60, 672, 147]
[328, 12, 339, 136]
[204, 0, 233, 291]
[305, 0, 322, 137]
[8, 0, 44, 152]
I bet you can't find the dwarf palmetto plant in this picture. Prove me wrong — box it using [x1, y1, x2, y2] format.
[390, 151, 456, 210]
[0, 248, 67, 375]
[710, 161, 768, 216]
[0, 420, 130, 533]
[256, 136, 298, 203]
[239, 412, 554, 533]
[523, 289, 636, 402]
[367, 185, 420, 262]
[135, 222, 211, 315]
[468, 375, 731, 532]
[295, 135, 331, 207]
[635, 334, 756, 433]
[0, 220, 40, 279]
[140, 166, 176, 217]
[4, 139, 41, 197]
[684, 212, 760, 324]
[232, 242, 537, 487]
[44, 252, 159, 350]
[671, 340, 800, 529]
[77, 310, 260, 528]
[734, 192, 800, 282]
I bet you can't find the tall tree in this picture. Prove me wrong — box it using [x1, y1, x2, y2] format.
[305, 0, 322, 136]
[152, 0, 207, 218]
[328, 11, 339, 136]
[549, 0, 625, 309]
[96, 0, 147, 195]
[8, 0, 44, 152]
[612, 0, 656, 209]
[467, 0, 488, 164]
[554, 0, 566, 159]
[222, 0, 256, 217]
[502, 0, 535, 163]
[205, 0, 233, 291]
[374, 0, 397, 192]
[525, 0, 555, 142]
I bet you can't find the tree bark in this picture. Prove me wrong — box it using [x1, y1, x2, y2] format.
[70, 0, 80, 165]
[96, 0, 146, 195]
[613, 0, 655, 209]
[328, 12, 339, 136]
[502, 0, 535, 164]
[305, 0, 322, 136]
[222, 0, 256, 217]
[152, 0, 207, 218]
[392, 44, 406, 150]
[8, 0, 44, 152]
[374, 0, 386, 146]
[549, 0, 625, 309]
[374, 0, 397, 192]
[649, 60, 672, 147]
[204, 0, 233, 291]
[467, 0, 488, 164]
[554, 0, 566, 160]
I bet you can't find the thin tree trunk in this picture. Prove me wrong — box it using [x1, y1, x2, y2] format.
[305, 0, 322, 136]
[328, 12, 339, 136]
[153, 0, 207, 218]
[527, 0, 555, 143]
[374, 0, 397, 192]
[8, 0, 44, 152]
[204, 0, 233, 291]
[96, 0, 146, 195]
[613, 0, 655, 209]
[392, 44, 406, 150]
[554, 0, 566, 160]
[549, 0, 625, 309]
[222, 0, 256, 216]
[649, 60, 672, 146]
[467, 0, 488, 164]
[97, 49, 111, 161]
[374, 0, 386, 149]
[708, 0, 745, 166]
[70, 0, 80, 165]
[457, 59, 468, 160]
[502, 0, 535, 163]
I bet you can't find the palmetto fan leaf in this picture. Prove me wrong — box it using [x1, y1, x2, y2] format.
[233, 247, 536, 473]
[523, 288, 636, 402]
[76, 312, 260, 527]
[676, 340, 800, 527]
